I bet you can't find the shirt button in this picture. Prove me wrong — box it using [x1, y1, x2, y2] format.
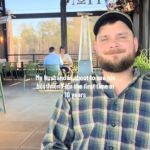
[114, 101, 118, 105]
[109, 146, 113, 150]
[111, 123, 116, 127]
[113, 101, 120, 111]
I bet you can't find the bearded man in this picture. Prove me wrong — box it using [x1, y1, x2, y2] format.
[42, 11, 150, 150]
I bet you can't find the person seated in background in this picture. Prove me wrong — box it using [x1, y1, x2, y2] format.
[59, 46, 73, 77]
[44, 46, 63, 66]
[44, 46, 63, 84]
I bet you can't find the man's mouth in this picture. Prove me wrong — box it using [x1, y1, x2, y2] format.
[104, 49, 125, 55]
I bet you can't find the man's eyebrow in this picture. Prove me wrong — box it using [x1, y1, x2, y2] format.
[117, 32, 129, 35]
[97, 35, 108, 38]
[97, 32, 129, 39]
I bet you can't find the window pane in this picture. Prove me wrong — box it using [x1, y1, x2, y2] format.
[5, 0, 60, 14]
[5, 0, 107, 14]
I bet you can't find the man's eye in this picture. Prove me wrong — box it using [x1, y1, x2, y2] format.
[100, 38, 108, 42]
[120, 36, 126, 38]
[119, 35, 126, 39]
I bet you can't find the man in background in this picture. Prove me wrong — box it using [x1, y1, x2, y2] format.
[44, 46, 63, 66]
[44, 46, 63, 85]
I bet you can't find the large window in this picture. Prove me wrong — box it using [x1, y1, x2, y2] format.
[4, 0, 107, 63]
[5, 0, 107, 14]
[5, 0, 60, 14]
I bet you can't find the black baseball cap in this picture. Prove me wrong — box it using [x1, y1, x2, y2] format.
[93, 11, 134, 36]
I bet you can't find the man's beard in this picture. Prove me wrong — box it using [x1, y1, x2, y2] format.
[98, 51, 136, 72]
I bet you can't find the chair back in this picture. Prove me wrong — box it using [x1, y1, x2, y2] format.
[10, 62, 17, 71]
[25, 62, 38, 78]
[45, 64, 60, 76]
[3, 62, 11, 72]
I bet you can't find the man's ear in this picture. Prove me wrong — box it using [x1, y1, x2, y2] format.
[134, 37, 139, 53]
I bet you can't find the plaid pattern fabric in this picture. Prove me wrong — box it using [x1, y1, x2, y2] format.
[42, 69, 150, 150]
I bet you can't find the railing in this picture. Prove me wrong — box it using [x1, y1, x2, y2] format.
[0, 54, 100, 81]
[8, 53, 100, 68]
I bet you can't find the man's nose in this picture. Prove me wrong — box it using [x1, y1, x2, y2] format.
[109, 39, 119, 48]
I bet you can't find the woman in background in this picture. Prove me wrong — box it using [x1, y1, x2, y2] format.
[59, 46, 73, 78]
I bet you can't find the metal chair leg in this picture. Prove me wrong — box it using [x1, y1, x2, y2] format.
[0, 77, 6, 113]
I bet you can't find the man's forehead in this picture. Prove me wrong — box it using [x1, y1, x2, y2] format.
[97, 21, 132, 33]
[93, 11, 134, 36]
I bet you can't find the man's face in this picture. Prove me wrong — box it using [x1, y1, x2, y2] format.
[94, 21, 138, 72]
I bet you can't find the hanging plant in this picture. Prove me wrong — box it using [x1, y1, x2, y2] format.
[105, 0, 137, 13]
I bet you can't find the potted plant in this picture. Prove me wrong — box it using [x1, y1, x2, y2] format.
[134, 49, 150, 73]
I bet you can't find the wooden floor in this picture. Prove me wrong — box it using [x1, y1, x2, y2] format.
[0, 79, 63, 150]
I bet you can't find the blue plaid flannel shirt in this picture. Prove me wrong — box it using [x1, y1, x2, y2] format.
[42, 69, 150, 150]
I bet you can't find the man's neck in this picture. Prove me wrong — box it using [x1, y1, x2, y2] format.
[102, 67, 134, 96]
[50, 52, 55, 54]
